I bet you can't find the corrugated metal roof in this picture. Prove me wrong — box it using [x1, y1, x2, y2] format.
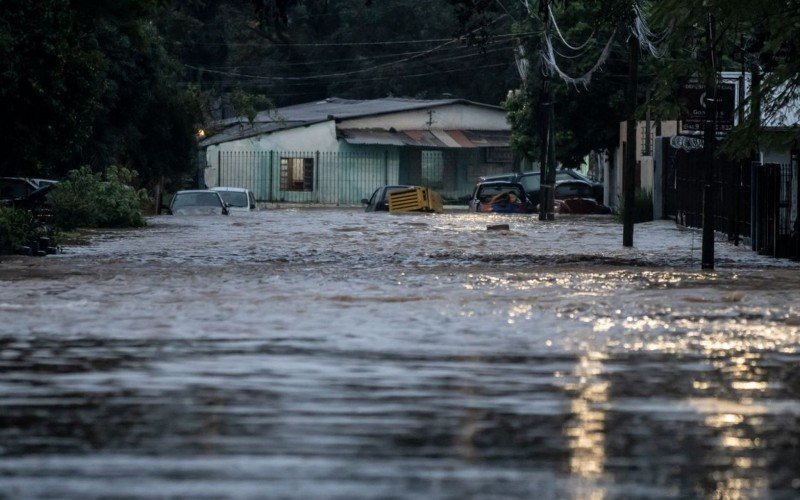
[199, 121, 307, 147]
[338, 129, 510, 148]
[201, 97, 504, 146]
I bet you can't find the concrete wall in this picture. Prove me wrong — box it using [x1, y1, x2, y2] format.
[204, 121, 339, 181]
[607, 120, 679, 208]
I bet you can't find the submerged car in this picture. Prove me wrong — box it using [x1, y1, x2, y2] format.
[1, 177, 58, 201]
[211, 187, 257, 212]
[468, 181, 534, 214]
[169, 190, 229, 216]
[362, 185, 414, 212]
[478, 169, 603, 205]
[546, 180, 611, 214]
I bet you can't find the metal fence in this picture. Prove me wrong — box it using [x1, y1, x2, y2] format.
[211, 150, 400, 205]
[665, 143, 799, 260]
[209, 149, 489, 204]
[754, 162, 799, 259]
[664, 146, 752, 243]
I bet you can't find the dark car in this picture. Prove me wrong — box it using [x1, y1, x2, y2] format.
[468, 181, 534, 214]
[1, 177, 58, 202]
[362, 185, 413, 212]
[548, 180, 611, 214]
[169, 190, 229, 216]
[478, 170, 603, 205]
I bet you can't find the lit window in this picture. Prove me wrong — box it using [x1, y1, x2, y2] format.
[280, 157, 314, 192]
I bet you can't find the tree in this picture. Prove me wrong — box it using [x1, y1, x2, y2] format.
[1, 0, 202, 186]
[650, 0, 800, 156]
[0, 0, 106, 176]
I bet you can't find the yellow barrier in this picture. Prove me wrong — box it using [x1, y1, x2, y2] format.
[388, 186, 444, 213]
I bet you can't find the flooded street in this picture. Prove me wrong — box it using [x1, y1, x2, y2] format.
[1, 209, 799, 499]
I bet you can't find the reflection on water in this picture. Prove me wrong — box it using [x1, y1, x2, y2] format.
[0, 210, 799, 498]
[565, 354, 608, 500]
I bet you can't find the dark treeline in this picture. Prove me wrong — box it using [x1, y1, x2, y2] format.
[1, 0, 521, 185]
[3, 0, 797, 186]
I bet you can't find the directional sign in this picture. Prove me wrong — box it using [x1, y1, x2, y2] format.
[679, 79, 737, 134]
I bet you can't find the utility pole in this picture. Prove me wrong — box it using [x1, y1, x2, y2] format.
[538, 0, 555, 221]
[701, 13, 718, 269]
[622, 28, 639, 247]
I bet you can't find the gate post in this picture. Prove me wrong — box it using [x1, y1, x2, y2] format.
[269, 151, 274, 202]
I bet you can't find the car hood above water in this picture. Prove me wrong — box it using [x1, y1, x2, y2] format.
[172, 206, 226, 216]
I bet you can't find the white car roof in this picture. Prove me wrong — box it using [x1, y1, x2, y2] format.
[211, 187, 249, 192]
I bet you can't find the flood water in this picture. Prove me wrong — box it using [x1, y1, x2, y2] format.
[1, 209, 799, 499]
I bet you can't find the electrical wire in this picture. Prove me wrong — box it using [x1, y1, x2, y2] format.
[181, 30, 530, 47]
[541, 28, 617, 88]
[548, 4, 595, 52]
[184, 16, 515, 82]
[178, 62, 513, 92]
[192, 37, 520, 70]
[185, 44, 515, 83]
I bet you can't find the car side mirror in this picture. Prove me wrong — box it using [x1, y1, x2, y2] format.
[250, 203, 256, 209]
[361, 198, 369, 205]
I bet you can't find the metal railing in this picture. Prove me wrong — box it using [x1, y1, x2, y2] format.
[211, 150, 400, 205]
[754, 162, 799, 259]
[665, 147, 752, 242]
[208, 149, 488, 204]
[665, 143, 799, 260]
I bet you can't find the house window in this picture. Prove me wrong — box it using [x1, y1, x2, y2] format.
[280, 157, 314, 191]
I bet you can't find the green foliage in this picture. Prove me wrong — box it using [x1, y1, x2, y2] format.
[49, 166, 149, 230]
[1, 0, 200, 184]
[503, 88, 540, 162]
[650, 0, 800, 157]
[0, 207, 38, 255]
[232, 90, 274, 123]
[497, 2, 631, 168]
[0, 0, 106, 176]
[614, 188, 654, 224]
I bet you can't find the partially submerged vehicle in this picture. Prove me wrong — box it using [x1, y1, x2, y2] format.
[468, 181, 534, 214]
[169, 190, 229, 216]
[547, 180, 612, 214]
[478, 169, 603, 205]
[362, 185, 414, 212]
[1, 177, 58, 202]
[211, 187, 258, 212]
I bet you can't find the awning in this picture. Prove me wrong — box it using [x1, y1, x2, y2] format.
[338, 128, 510, 148]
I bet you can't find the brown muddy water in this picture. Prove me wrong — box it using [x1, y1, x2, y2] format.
[1, 209, 799, 499]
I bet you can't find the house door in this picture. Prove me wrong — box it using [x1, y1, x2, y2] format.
[399, 149, 422, 185]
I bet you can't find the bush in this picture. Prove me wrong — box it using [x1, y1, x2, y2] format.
[49, 166, 149, 230]
[615, 188, 654, 224]
[0, 206, 38, 254]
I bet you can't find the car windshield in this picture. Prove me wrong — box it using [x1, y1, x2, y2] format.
[478, 185, 523, 201]
[517, 173, 541, 192]
[217, 191, 248, 207]
[172, 192, 222, 208]
[556, 171, 578, 182]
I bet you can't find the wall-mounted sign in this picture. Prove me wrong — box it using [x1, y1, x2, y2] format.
[678, 79, 737, 134]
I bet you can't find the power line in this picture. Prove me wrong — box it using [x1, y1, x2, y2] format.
[186, 45, 515, 83]
[192, 37, 519, 70]
[178, 62, 514, 90]
[180, 31, 533, 47]
[185, 19, 517, 82]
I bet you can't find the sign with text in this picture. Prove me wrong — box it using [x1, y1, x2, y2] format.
[679, 80, 737, 134]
